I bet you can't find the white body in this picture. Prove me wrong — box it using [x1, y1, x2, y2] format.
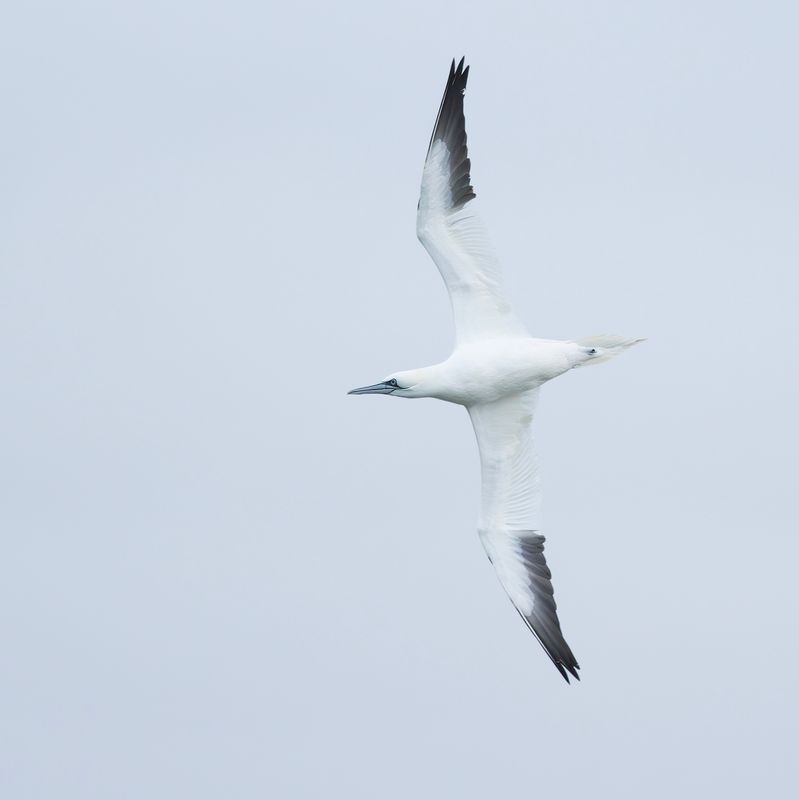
[394, 337, 588, 405]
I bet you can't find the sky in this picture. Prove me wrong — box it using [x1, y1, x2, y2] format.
[1, 1, 798, 797]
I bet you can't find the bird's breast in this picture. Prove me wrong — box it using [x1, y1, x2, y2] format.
[436, 339, 572, 405]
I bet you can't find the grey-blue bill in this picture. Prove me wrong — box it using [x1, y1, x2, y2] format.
[347, 381, 397, 395]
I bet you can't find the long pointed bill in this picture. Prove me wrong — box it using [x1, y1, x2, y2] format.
[347, 381, 397, 395]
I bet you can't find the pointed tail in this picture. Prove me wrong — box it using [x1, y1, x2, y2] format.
[573, 334, 645, 366]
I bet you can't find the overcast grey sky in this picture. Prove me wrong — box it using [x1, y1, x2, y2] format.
[2, 1, 798, 797]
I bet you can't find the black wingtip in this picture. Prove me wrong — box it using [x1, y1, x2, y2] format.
[425, 57, 475, 209]
[557, 659, 583, 683]
[506, 536, 582, 685]
[555, 661, 580, 684]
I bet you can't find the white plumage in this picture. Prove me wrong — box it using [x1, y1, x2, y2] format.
[349, 59, 641, 682]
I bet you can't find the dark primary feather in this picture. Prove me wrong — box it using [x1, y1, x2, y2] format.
[507, 533, 580, 683]
[426, 57, 476, 209]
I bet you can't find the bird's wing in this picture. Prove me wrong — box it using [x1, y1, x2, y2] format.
[416, 59, 528, 345]
[468, 391, 580, 682]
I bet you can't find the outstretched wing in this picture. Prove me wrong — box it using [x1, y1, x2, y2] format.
[468, 391, 580, 682]
[417, 59, 527, 345]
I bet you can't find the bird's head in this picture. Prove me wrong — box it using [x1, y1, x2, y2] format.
[348, 368, 430, 399]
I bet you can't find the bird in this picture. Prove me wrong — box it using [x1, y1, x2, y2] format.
[348, 58, 642, 683]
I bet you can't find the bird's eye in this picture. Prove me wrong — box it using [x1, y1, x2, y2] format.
[387, 379, 398, 387]
[588, 348, 597, 355]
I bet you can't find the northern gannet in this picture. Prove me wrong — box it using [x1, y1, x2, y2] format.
[349, 58, 642, 682]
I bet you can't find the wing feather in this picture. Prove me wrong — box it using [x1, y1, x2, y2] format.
[417, 59, 527, 344]
[469, 392, 580, 682]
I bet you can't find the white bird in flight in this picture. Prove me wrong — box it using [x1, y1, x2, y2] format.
[349, 58, 642, 682]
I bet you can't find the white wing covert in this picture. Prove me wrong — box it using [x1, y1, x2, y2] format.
[469, 391, 580, 682]
[416, 59, 528, 345]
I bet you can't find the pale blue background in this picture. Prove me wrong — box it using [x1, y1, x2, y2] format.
[2, 1, 798, 797]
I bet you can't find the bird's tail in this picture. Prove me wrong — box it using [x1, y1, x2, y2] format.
[573, 334, 645, 366]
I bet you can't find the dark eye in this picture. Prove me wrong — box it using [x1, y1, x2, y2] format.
[387, 379, 398, 387]
[588, 348, 597, 355]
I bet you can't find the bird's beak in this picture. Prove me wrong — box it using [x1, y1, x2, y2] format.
[347, 381, 397, 395]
